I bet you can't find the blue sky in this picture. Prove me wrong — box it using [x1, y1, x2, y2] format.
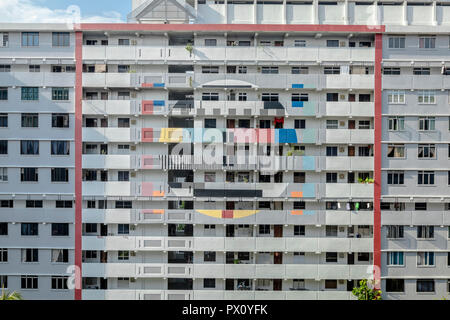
[0, 0, 132, 22]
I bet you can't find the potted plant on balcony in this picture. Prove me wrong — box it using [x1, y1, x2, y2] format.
[351, 279, 382, 300]
[185, 42, 193, 57]
[233, 259, 240, 264]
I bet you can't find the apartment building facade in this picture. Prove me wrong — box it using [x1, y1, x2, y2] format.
[0, 0, 449, 300]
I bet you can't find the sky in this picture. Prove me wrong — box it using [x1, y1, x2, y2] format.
[0, 0, 132, 23]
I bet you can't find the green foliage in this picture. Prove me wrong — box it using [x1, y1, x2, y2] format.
[185, 43, 193, 55]
[0, 286, 23, 300]
[351, 279, 382, 300]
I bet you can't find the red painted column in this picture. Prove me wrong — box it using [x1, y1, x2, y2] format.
[74, 31, 83, 300]
[373, 33, 383, 289]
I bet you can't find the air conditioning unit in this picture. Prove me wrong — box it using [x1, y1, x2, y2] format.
[339, 41, 346, 47]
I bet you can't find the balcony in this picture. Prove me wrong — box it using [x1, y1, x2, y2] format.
[383, 75, 450, 90]
[82, 263, 370, 280]
[321, 156, 373, 171]
[82, 155, 133, 170]
[82, 181, 132, 197]
[324, 183, 374, 199]
[81, 289, 355, 300]
[82, 45, 374, 64]
[0, 72, 74, 87]
[322, 102, 373, 117]
[83, 73, 136, 87]
[381, 210, 450, 226]
[324, 129, 374, 144]
[82, 100, 137, 115]
[82, 127, 133, 142]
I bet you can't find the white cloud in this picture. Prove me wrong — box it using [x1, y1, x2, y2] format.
[0, 0, 124, 23]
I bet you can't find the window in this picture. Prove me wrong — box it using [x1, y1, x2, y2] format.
[326, 120, 338, 129]
[387, 225, 404, 239]
[261, 67, 278, 74]
[326, 253, 338, 263]
[417, 226, 434, 239]
[22, 249, 38, 263]
[205, 119, 216, 129]
[56, 201, 72, 208]
[22, 32, 39, 47]
[26, 200, 43, 208]
[118, 92, 130, 100]
[21, 276, 38, 289]
[388, 90, 405, 104]
[294, 201, 305, 210]
[415, 202, 427, 211]
[326, 172, 337, 183]
[0, 248, 7, 262]
[202, 66, 219, 74]
[418, 90, 435, 104]
[204, 172, 216, 183]
[204, 39, 217, 46]
[52, 32, 70, 47]
[326, 93, 339, 102]
[238, 92, 247, 101]
[386, 279, 404, 292]
[324, 67, 340, 74]
[259, 225, 270, 235]
[294, 119, 306, 129]
[413, 68, 430, 75]
[0, 114, 7, 127]
[202, 92, 219, 101]
[388, 36, 405, 49]
[115, 201, 132, 209]
[383, 67, 401, 75]
[326, 226, 338, 237]
[21, 87, 39, 100]
[118, 251, 129, 260]
[387, 144, 405, 158]
[21, 223, 38, 236]
[418, 144, 436, 159]
[51, 141, 70, 155]
[0, 223, 7, 235]
[118, 224, 129, 235]
[388, 117, 404, 131]
[326, 40, 339, 47]
[0, 141, 6, 155]
[22, 113, 38, 127]
[291, 67, 308, 74]
[85, 223, 97, 233]
[419, 36, 435, 49]
[417, 252, 435, 266]
[0, 65, 10, 73]
[418, 171, 434, 185]
[21, 168, 38, 182]
[0, 200, 12, 208]
[294, 39, 306, 47]
[52, 88, 69, 101]
[21, 140, 39, 155]
[326, 146, 338, 157]
[118, 39, 130, 46]
[358, 120, 371, 129]
[52, 223, 69, 236]
[0, 33, 9, 47]
[0, 87, 7, 100]
[29, 65, 40, 72]
[51, 168, 69, 182]
[294, 225, 305, 236]
[118, 171, 129, 182]
[203, 278, 215, 288]
[204, 251, 216, 262]
[387, 252, 404, 266]
[417, 280, 435, 293]
[294, 172, 305, 183]
[387, 171, 404, 185]
[118, 65, 130, 73]
[261, 93, 279, 101]
[52, 276, 69, 290]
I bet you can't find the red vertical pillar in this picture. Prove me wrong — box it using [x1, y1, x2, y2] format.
[373, 32, 383, 289]
[74, 30, 83, 300]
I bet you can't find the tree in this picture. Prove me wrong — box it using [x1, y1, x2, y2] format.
[0, 286, 23, 300]
[352, 279, 382, 300]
